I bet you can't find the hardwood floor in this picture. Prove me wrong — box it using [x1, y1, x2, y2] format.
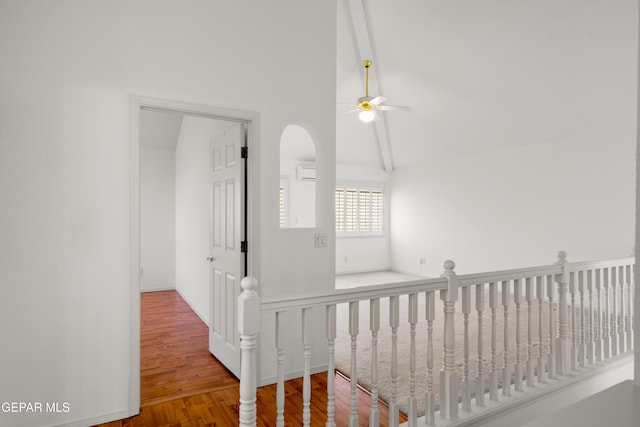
[138, 290, 237, 406]
[96, 290, 405, 426]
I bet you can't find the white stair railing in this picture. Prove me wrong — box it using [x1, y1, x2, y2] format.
[237, 252, 634, 426]
[439, 261, 460, 421]
[325, 304, 336, 427]
[389, 295, 400, 426]
[238, 276, 260, 427]
[348, 300, 359, 427]
[425, 290, 436, 425]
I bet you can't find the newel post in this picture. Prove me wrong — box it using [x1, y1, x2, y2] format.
[440, 260, 459, 421]
[555, 251, 571, 375]
[238, 276, 260, 426]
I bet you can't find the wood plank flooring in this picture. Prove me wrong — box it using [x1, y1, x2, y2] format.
[96, 290, 405, 426]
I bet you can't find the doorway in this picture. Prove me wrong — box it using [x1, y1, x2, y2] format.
[129, 95, 258, 414]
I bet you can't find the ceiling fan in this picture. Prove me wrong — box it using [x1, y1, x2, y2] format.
[346, 60, 412, 123]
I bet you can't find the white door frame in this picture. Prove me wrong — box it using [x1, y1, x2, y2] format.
[128, 95, 260, 415]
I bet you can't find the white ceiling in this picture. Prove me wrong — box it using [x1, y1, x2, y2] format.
[139, 1, 636, 169]
[140, 109, 184, 150]
[140, 109, 240, 150]
[336, 0, 637, 171]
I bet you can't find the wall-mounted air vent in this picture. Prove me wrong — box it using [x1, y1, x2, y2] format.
[296, 165, 316, 181]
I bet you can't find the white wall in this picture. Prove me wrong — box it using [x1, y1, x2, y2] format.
[386, 0, 637, 278]
[390, 139, 635, 277]
[175, 116, 216, 324]
[0, 1, 336, 425]
[635, 1, 640, 386]
[140, 148, 176, 292]
[280, 124, 317, 228]
[280, 160, 316, 228]
[336, 164, 390, 274]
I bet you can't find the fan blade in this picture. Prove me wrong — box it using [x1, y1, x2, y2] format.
[342, 109, 358, 116]
[378, 104, 412, 112]
[369, 96, 387, 106]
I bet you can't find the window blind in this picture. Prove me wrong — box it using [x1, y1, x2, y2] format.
[335, 184, 384, 235]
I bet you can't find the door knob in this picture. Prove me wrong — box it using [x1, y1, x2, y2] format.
[206, 255, 216, 262]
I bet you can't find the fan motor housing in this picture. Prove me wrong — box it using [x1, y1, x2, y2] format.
[357, 96, 374, 110]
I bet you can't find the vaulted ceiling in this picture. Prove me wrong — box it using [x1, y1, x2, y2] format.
[336, 0, 637, 171]
[140, 1, 636, 170]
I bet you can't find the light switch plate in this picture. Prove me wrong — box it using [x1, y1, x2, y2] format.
[314, 233, 327, 248]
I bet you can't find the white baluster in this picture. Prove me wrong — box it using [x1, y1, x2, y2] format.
[611, 268, 618, 357]
[578, 271, 586, 367]
[632, 264, 636, 348]
[275, 311, 286, 427]
[625, 265, 633, 350]
[617, 266, 625, 354]
[349, 301, 359, 427]
[370, 298, 380, 427]
[326, 304, 336, 427]
[489, 281, 499, 400]
[475, 283, 486, 406]
[440, 260, 460, 421]
[619, 266, 627, 353]
[546, 275, 556, 379]
[502, 280, 512, 396]
[461, 286, 471, 410]
[514, 279, 523, 392]
[595, 269, 602, 362]
[526, 278, 536, 387]
[603, 268, 610, 359]
[408, 293, 418, 426]
[555, 251, 571, 375]
[587, 270, 595, 364]
[570, 272, 578, 372]
[632, 264, 635, 349]
[302, 308, 311, 427]
[536, 276, 546, 383]
[425, 291, 436, 425]
[389, 296, 400, 427]
[238, 277, 260, 427]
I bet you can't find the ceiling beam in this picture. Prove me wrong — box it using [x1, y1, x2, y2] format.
[348, 0, 393, 172]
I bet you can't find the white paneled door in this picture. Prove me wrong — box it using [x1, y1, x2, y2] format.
[208, 123, 245, 378]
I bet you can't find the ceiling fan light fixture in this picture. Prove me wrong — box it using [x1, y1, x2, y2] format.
[340, 59, 411, 122]
[359, 109, 376, 123]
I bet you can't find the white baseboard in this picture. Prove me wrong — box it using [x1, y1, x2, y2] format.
[175, 288, 209, 326]
[140, 285, 176, 292]
[41, 409, 131, 427]
[258, 363, 328, 387]
[335, 268, 390, 276]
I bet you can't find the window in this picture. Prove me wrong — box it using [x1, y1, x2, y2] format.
[335, 184, 385, 236]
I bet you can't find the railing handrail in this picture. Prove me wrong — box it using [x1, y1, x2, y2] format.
[566, 256, 635, 272]
[260, 256, 635, 313]
[261, 276, 448, 313]
[457, 263, 561, 287]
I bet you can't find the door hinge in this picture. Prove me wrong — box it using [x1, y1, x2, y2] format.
[241, 241, 248, 253]
[241, 146, 248, 159]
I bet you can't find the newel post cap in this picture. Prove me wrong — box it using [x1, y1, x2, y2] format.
[555, 250, 569, 285]
[443, 260, 456, 272]
[440, 259, 458, 302]
[240, 276, 258, 294]
[238, 276, 260, 335]
[556, 250, 568, 264]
